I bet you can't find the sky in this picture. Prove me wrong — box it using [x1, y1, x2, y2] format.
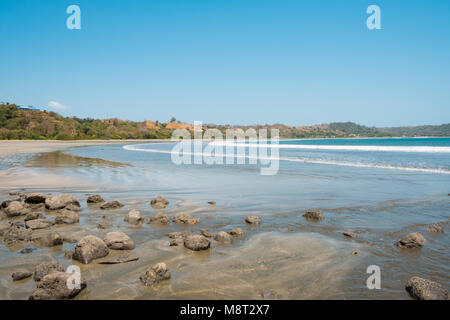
[1, 0, 449, 127]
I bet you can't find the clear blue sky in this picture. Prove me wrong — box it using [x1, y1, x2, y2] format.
[1, 0, 449, 127]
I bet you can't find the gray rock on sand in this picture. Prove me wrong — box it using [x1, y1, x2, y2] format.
[12, 270, 33, 281]
[184, 235, 211, 251]
[25, 218, 54, 230]
[103, 231, 135, 250]
[33, 261, 65, 282]
[148, 212, 170, 225]
[150, 196, 169, 210]
[24, 193, 48, 204]
[427, 223, 444, 233]
[31, 231, 63, 247]
[228, 228, 244, 237]
[303, 209, 324, 222]
[245, 216, 262, 225]
[200, 229, 212, 238]
[406, 277, 448, 300]
[65, 204, 83, 212]
[169, 231, 191, 246]
[140, 262, 171, 286]
[342, 230, 357, 238]
[45, 194, 80, 210]
[3, 224, 33, 244]
[214, 231, 233, 244]
[100, 200, 124, 210]
[124, 209, 143, 225]
[87, 194, 104, 204]
[169, 238, 185, 246]
[73, 235, 109, 264]
[29, 272, 87, 300]
[395, 232, 427, 249]
[173, 212, 199, 224]
[24, 211, 44, 221]
[1, 198, 21, 208]
[4, 201, 29, 217]
[54, 209, 79, 225]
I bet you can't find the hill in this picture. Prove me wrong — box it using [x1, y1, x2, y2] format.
[0, 103, 449, 140]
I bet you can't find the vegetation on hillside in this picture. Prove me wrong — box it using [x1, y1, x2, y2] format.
[1, 103, 449, 140]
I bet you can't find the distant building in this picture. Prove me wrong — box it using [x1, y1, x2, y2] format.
[18, 105, 40, 111]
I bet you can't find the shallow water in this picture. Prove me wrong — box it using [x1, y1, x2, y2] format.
[0, 138, 449, 299]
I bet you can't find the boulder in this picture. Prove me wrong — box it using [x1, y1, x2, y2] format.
[73, 235, 109, 264]
[29, 272, 87, 300]
[169, 238, 184, 246]
[25, 218, 54, 230]
[33, 261, 64, 282]
[150, 196, 169, 209]
[214, 231, 233, 244]
[45, 194, 80, 210]
[24, 203, 45, 211]
[103, 231, 135, 250]
[87, 194, 104, 204]
[124, 209, 143, 224]
[173, 212, 199, 224]
[65, 204, 82, 212]
[24, 193, 48, 204]
[148, 212, 170, 225]
[31, 231, 63, 247]
[427, 223, 444, 233]
[395, 232, 427, 249]
[4, 201, 29, 217]
[54, 210, 79, 225]
[406, 277, 448, 300]
[228, 228, 244, 237]
[245, 216, 262, 225]
[184, 235, 211, 251]
[303, 209, 324, 222]
[3, 223, 32, 244]
[200, 229, 212, 238]
[100, 201, 124, 210]
[168, 231, 191, 239]
[140, 262, 171, 286]
[12, 270, 33, 281]
[1, 198, 21, 208]
[24, 211, 44, 221]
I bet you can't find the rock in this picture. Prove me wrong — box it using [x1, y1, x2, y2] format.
[87, 194, 104, 204]
[3, 223, 32, 244]
[228, 228, 244, 237]
[24, 193, 48, 204]
[427, 223, 444, 233]
[173, 212, 200, 224]
[200, 229, 212, 238]
[73, 235, 109, 264]
[303, 209, 324, 221]
[406, 277, 448, 300]
[54, 210, 79, 225]
[98, 254, 139, 264]
[214, 231, 233, 244]
[98, 215, 112, 229]
[184, 235, 211, 251]
[342, 231, 357, 238]
[29, 272, 87, 300]
[207, 201, 216, 205]
[25, 218, 54, 230]
[12, 270, 33, 281]
[24, 203, 45, 211]
[168, 231, 191, 239]
[31, 231, 63, 247]
[395, 232, 427, 249]
[33, 261, 64, 282]
[19, 247, 35, 254]
[64, 251, 73, 260]
[148, 212, 170, 225]
[103, 231, 135, 250]
[0, 220, 11, 236]
[140, 262, 171, 286]
[150, 196, 169, 209]
[65, 204, 82, 212]
[4, 201, 29, 217]
[100, 201, 124, 210]
[9, 191, 24, 197]
[1, 198, 21, 208]
[24, 211, 44, 221]
[124, 209, 143, 224]
[245, 216, 262, 225]
[169, 238, 184, 246]
[45, 194, 80, 210]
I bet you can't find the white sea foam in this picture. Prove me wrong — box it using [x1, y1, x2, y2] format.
[123, 144, 450, 175]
